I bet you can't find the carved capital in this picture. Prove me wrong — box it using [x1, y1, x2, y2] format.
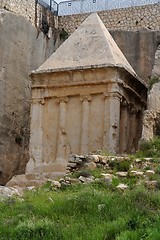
[103, 92, 112, 99]
[56, 97, 68, 104]
[80, 95, 92, 102]
[103, 92, 122, 100]
[31, 98, 43, 104]
[41, 98, 45, 105]
[121, 99, 128, 107]
[130, 107, 138, 115]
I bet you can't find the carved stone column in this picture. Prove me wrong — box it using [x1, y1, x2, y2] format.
[120, 99, 128, 153]
[55, 97, 68, 163]
[26, 98, 44, 174]
[103, 93, 110, 150]
[80, 95, 91, 155]
[103, 92, 121, 153]
[128, 106, 137, 152]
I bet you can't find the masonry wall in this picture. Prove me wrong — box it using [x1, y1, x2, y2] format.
[0, 0, 58, 31]
[59, 3, 160, 34]
[0, 0, 35, 25]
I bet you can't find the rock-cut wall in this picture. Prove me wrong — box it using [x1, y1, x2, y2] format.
[0, 10, 57, 185]
[111, 30, 160, 82]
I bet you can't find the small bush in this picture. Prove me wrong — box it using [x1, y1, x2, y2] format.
[155, 166, 160, 175]
[148, 76, 160, 90]
[15, 219, 63, 240]
[109, 160, 131, 172]
[60, 28, 69, 40]
[138, 137, 160, 158]
[71, 170, 91, 178]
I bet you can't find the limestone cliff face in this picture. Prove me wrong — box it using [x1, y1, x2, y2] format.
[0, 10, 57, 185]
[111, 30, 160, 82]
[141, 45, 160, 141]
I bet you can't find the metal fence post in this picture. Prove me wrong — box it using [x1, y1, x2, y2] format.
[80, 0, 83, 14]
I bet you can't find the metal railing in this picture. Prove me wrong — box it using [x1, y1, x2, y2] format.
[38, 0, 160, 16]
[38, 0, 59, 15]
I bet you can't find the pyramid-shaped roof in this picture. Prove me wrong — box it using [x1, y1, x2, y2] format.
[34, 13, 137, 78]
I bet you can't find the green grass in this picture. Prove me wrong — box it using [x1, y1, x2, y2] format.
[136, 137, 160, 158]
[1, 183, 160, 239]
[108, 160, 131, 172]
[1, 138, 160, 239]
[71, 166, 105, 179]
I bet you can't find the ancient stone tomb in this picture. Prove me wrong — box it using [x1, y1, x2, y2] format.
[26, 13, 147, 178]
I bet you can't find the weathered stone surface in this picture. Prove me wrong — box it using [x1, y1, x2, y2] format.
[68, 155, 83, 164]
[30, 14, 146, 177]
[111, 30, 160, 82]
[67, 178, 80, 184]
[0, 0, 58, 32]
[0, 186, 20, 200]
[83, 162, 97, 170]
[59, 4, 160, 34]
[143, 158, 154, 162]
[49, 180, 61, 188]
[151, 45, 160, 78]
[0, 10, 57, 185]
[140, 44, 160, 141]
[117, 183, 128, 190]
[101, 173, 113, 183]
[67, 163, 77, 168]
[148, 82, 160, 112]
[145, 170, 155, 176]
[99, 156, 109, 164]
[36, 13, 138, 80]
[6, 175, 28, 188]
[86, 155, 100, 163]
[11, 13, 147, 186]
[135, 158, 142, 163]
[59, 4, 160, 82]
[79, 176, 94, 183]
[6, 174, 47, 188]
[130, 171, 144, 177]
[101, 173, 113, 179]
[25, 186, 35, 191]
[141, 110, 157, 140]
[145, 180, 158, 189]
[116, 172, 128, 177]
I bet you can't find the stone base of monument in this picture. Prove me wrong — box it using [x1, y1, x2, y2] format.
[6, 163, 67, 188]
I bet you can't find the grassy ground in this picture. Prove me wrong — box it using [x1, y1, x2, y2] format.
[1, 137, 160, 240]
[1, 182, 160, 240]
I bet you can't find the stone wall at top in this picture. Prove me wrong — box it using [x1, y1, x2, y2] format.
[0, 0, 58, 31]
[59, 3, 160, 34]
[0, 0, 36, 25]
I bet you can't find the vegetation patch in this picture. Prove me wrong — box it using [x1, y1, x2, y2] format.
[148, 76, 160, 90]
[1, 183, 160, 239]
[1, 138, 160, 239]
[137, 137, 160, 158]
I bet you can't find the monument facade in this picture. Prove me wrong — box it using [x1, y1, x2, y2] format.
[7, 13, 147, 185]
